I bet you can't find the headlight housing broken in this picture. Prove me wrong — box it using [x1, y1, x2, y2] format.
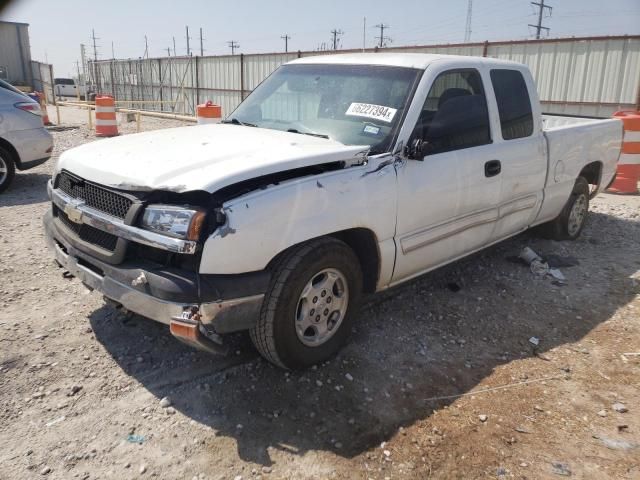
[141, 205, 206, 241]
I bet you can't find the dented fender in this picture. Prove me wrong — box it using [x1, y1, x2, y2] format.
[199, 156, 398, 287]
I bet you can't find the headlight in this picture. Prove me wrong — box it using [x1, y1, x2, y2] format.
[141, 205, 206, 241]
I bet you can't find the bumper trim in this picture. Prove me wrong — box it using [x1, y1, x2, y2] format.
[48, 181, 198, 254]
[46, 225, 265, 331]
[17, 156, 50, 170]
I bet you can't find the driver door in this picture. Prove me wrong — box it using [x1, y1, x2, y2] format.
[392, 67, 501, 284]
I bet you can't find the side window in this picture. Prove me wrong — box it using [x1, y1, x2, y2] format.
[490, 69, 533, 140]
[414, 69, 491, 155]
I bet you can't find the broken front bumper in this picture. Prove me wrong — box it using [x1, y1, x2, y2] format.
[43, 209, 267, 353]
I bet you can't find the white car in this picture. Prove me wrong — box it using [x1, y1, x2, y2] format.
[54, 78, 92, 99]
[44, 54, 622, 368]
[0, 79, 54, 193]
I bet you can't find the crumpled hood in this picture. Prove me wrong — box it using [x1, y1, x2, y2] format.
[55, 124, 369, 193]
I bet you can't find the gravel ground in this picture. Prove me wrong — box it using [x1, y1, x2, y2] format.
[1, 106, 639, 479]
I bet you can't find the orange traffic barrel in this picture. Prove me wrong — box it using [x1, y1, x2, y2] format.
[36, 92, 52, 126]
[95, 95, 119, 137]
[607, 110, 640, 194]
[197, 100, 222, 124]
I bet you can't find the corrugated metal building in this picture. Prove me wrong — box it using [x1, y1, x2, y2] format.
[91, 34, 640, 118]
[0, 20, 32, 86]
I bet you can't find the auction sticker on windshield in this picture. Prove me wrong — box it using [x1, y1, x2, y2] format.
[345, 103, 397, 123]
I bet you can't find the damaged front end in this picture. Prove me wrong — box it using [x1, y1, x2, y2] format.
[43, 170, 274, 354]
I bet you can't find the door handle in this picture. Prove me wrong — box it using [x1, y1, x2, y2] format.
[484, 160, 501, 177]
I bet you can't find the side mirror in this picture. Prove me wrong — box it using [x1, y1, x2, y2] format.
[404, 138, 427, 161]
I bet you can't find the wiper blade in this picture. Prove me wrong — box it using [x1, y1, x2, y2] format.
[286, 129, 329, 139]
[221, 118, 258, 127]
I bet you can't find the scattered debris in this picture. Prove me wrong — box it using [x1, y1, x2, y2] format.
[599, 436, 638, 451]
[40, 466, 51, 475]
[529, 336, 540, 347]
[551, 462, 572, 476]
[127, 434, 145, 444]
[345, 373, 354, 382]
[518, 247, 567, 283]
[159, 396, 172, 408]
[597, 410, 607, 417]
[67, 385, 82, 397]
[479, 414, 488, 422]
[612, 403, 628, 413]
[45, 416, 66, 427]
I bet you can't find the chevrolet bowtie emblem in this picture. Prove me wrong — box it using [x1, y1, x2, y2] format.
[64, 203, 83, 224]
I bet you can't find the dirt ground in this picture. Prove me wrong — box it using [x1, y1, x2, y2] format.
[1, 106, 639, 479]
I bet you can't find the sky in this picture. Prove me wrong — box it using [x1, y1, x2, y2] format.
[1, 0, 639, 77]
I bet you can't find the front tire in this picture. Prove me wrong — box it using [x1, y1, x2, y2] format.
[0, 146, 16, 194]
[539, 176, 590, 240]
[250, 237, 363, 369]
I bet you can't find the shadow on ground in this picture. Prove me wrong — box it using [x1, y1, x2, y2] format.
[88, 211, 640, 466]
[0, 172, 51, 207]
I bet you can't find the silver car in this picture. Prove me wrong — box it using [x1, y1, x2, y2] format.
[0, 79, 54, 193]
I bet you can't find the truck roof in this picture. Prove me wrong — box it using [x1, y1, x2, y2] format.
[289, 52, 525, 70]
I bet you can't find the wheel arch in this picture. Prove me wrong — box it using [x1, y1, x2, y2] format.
[0, 136, 21, 167]
[578, 161, 602, 197]
[266, 227, 381, 294]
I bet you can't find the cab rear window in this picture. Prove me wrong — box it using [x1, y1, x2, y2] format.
[490, 69, 534, 140]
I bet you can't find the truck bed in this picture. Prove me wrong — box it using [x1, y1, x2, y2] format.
[534, 114, 623, 225]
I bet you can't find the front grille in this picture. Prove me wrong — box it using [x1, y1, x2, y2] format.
[56, 171, 133, 219]
[55, 206, 119, 252]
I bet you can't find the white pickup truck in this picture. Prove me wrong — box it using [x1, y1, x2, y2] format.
[44, 54, 622, 369]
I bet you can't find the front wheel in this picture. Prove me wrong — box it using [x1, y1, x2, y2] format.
[250, 237, 363, 369]
[538, 176, 590, 240]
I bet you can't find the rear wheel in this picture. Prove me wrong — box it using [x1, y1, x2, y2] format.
[250, 237, 363, 369]
[538, 176, 590, 240]
[0, 146, 16, 194]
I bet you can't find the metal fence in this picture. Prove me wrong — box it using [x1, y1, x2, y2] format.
[89, 35, 640, 118]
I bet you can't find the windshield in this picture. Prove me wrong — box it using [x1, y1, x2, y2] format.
[230, 63, 421, 154]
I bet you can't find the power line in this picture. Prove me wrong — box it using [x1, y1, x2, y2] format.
[281, 33, 291, 53]
[330, 29, 344, 50]
[227, 40, 240, 55]
[374, 23, 391, 48]
[529, 0, 552, 39]
[464, 0, 473, 43]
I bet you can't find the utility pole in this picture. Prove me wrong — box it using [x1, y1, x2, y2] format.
[167, 47, 171, 57]
[362, 17, 366, 52]
[199, 28, 204, 56]
[111, 41, 115, 59]
[185, 26, 191, 55]
[173, 37, 177, 56]
[227, 40, 239, 55]
[80, 43, 88, 98]
[330, 29, 343, 50]
[374, 23, 391, 48]
[91, 29, 99, 90]
[464, 0, 473, 43]
[281, 34, 291, 53]
[144, 35, 149, 58]
[529, 0, 552, 39]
